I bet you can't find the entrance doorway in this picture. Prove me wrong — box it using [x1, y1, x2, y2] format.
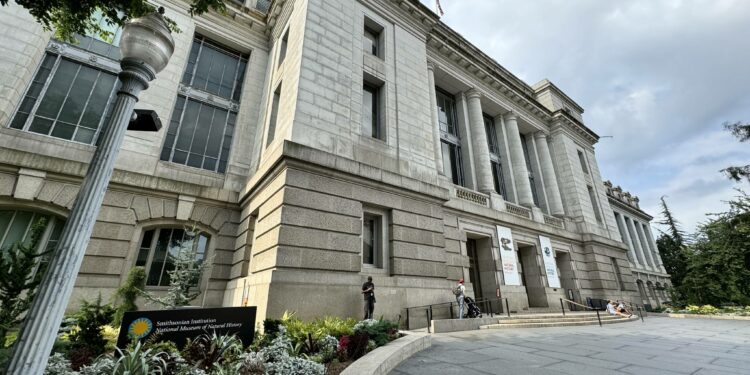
[555, 251, 579, 303]
[466, 236, 498, 311]
[518, 244, 548, 308]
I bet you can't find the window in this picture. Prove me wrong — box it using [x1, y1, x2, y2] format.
[161, 35, 249, 173]
[266, 83, 282, 146]
[436, 88, 464, 186]
[135, 228, 210, 287]
[10, 38, 121, 145]
[485, 115, 507, 197]
[362, 210, 387, 269]
[0, 210, 65, 275]
[578, 150, 589, 174]
[363, 18, 383, 58]
[588, 185, 602, 222]
[278, 29, 289, 67]
[520, 134, 540, 206]
[363, 82, 382, 140]
[611, 257, 625, 291]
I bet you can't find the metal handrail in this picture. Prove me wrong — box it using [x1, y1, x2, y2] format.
[560, 298, 602, 326]
[404, 296, 510, 330]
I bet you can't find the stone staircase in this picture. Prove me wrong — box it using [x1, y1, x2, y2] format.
[479, 312, 637, 329]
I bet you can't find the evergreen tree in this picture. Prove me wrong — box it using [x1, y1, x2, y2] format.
[112, 266, 146, 325]
[680, 192, 750, 305]
[721, 121, 750, 182]
[143, 227, 212, 309]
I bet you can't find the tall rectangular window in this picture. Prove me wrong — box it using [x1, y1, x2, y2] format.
[9, 22, 122, 145]
[363, 18, 383, 58]
[161, 35, 249, 173]
[578, 150, 589, 174]
[362, 211, 387, 269]
[485, 115, 507, 197]
[278, 29, 289, 67]
[520, 134, 540, 206]
[436, 88, 464, 186]
[588, 185, 603, 222]
[266, 84, 281, 146]
[363, 82, 382, 140]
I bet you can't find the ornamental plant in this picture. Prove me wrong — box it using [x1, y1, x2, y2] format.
[112, 266, 146, 325]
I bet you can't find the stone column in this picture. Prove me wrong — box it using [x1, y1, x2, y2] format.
[644, 224, 667, 273]
[503, 112, 534, 207]
[626, 216, 650, 270]
[616, 213, 641, 268]
[465, 89, 494, 194]
[635, 220, 657, 269]
[426, 63, 444, 175]
[638, 222, 659, 270]
[533, 132, 564, 216]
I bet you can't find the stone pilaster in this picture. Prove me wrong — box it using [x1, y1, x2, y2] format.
[533, 132, 564, 216]
[465, 89, 494, 194]
[503, 112, 534, 207]
[426, 63, 444, 175]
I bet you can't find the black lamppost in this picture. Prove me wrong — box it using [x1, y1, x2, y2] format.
[6, 9, 174, 374]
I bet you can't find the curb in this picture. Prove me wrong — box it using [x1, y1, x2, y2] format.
[340, 331, 431, 375]
[651, 313, 750, 321]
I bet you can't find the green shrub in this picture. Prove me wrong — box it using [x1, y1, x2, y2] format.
[353, 319, 398, 347]
[112, 267, 146, 326]
[68, 295, 115, 367]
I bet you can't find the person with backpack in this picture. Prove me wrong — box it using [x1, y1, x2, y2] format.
[361, 276, 375, 320]
[453, 278, 466, 319]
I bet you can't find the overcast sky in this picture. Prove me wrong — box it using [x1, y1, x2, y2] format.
[422, 0, 750, 234]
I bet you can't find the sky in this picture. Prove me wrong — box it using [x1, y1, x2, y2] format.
[421, 0, 750, 234]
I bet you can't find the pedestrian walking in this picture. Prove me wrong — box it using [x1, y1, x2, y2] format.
[362, 276, 375, 320]
[453, 278, 466, 319]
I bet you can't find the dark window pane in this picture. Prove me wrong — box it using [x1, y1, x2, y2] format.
[267, 87, 281, 146]
[190, 104, 214, 155]
[233, 60, 247, 101]
[363, 218, 374, 264]
[36, 59, 78, 118]
[28, 117, 53, 135]
[79, 72, 117, 129]
[73, 127, 95, 143]
[182, 40, 201, 85]
[205, 109, 227, 158]
[175, 100, 201, 151]
[364, 28, 378, 56]
[58, 67, 98, 125]
[50, 122, 75, 140]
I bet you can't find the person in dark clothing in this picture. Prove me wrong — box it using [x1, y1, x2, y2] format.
[361, 276, 375, 320]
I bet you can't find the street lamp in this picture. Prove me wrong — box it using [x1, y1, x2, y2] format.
[6, 9, 174, 374]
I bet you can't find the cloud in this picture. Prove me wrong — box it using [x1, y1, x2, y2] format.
[422, 0, 750, 232]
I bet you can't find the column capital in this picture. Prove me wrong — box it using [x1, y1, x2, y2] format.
[427, 62, 436, 71]
[465, 88, 481, 100]
[533, 131, 548, 140]
[504, 111, 517, 122]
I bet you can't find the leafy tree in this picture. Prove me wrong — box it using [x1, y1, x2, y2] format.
[0, 0, 231, 42]
[0, 218, 49, 348]
[680, 191, 750, 306]
[721, 121, 750, 182]
[112, 266, 146, 326]
[143, 227, 212, 309]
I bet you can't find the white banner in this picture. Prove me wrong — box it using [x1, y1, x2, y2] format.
[496, 226, 520, 286]
[539, 235, 561, 288]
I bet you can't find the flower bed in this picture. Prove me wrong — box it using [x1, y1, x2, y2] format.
[656, 305, 750, 316]
[32, 309, 399, 375]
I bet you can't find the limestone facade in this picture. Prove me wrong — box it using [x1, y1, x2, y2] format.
[0, 0, 669, 322]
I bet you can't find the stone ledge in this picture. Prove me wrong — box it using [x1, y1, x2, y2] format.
[340, 332, 431, 375]
[431, 317, 501, 333]
[651, 313, 750, 321]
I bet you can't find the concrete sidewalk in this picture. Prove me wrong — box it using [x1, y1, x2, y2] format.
[391, 316, 750, 374]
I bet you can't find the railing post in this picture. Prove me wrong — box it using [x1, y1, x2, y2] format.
[505, 298, 511, 317]
[426, 309, 431, 333]
[449, 302, 454, 319]
[637, 306, 644, 322]
[490, 299, 494, 317]
[406, 308, 410, 330]
[596, 309, 602, 327]
[560, 298, 566, 316]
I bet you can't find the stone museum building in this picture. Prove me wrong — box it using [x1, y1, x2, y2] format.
[0, 0, 671, 322]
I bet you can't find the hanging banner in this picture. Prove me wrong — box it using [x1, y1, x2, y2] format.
[539, 235, 561, 288]
[496, 225, 520, 286]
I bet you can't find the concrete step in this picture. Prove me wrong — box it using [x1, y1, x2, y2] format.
[497, 313, 599, 320]
[480, 316, 638, 330]
[495, 316, 621, 324]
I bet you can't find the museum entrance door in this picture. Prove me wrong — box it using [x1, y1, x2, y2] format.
[466, 236, 498, 312]
[555, 251, 579, 304]
[518, 244, 548, 308]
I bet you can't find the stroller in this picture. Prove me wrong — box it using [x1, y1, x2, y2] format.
[463, 296, 483, 318]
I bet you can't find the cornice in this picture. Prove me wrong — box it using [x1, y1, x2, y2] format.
[551, 109, 599, 144]
[609, 197, 653, 221]
[532, 79, 584, 114]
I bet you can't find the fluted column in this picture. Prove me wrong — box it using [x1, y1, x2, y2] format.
[635, 220, 657, 269]
[616, 213, 641, 268]
[644, 225, 667, 273]
[533, 132, 564, 216]
[503, 112, 534, 207]
[465, 89, 494, 194]
[641, 222, 665, 272]
[626, 216, 650, 270]
[426, 63, 444, 175]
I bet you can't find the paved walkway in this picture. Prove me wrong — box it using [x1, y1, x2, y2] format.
[392, 316, 750, 375]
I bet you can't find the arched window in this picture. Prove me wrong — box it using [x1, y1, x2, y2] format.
[135, 227, 210, 287]
[0, 209, 64, 253]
